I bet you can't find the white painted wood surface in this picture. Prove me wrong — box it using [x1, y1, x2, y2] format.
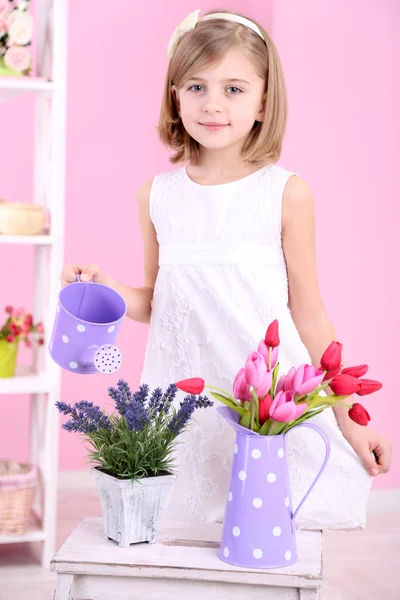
[51, 517, 322, 599]
[0, 0, 68, 567]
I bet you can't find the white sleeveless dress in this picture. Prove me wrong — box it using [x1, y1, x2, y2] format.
[140, 164, 372, 530]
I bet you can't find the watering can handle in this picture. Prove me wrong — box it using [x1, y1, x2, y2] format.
[287, 422, 331, 522]
[76, 274, 93, 283]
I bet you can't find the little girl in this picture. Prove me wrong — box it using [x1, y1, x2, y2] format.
[61, 10, 391, 528]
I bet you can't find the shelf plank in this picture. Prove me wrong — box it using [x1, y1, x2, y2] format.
[0, 523, 45, 544]
[0, 232, 53, 245]
[0, 366, 50, 395]
[0, 77, 55, 93]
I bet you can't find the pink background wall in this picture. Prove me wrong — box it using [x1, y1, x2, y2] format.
[0, 1, 398, 490]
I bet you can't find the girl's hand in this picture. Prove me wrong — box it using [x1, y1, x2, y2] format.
[343, 426, 392, 477]
[60, 264, 110, 288]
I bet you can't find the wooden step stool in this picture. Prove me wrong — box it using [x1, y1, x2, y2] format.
[51, 517, 323, 599]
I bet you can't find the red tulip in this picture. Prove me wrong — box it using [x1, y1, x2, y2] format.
[38, 338, 45, 346]
[5, 335, 14, 343]
[233, 368, 252, 402]
[5, 305, 13, 314]
[320, 341, 343, 372]
[329, 374, 360, 395]
[356, 379, 383, 396]
[341, 365, 368, 379]
[349, 403, 371, 426]
[176, 378, 205, 394]
[323, 368, 341, 381]
[265, 320, 280, 348]
[259, 393, 273, 425]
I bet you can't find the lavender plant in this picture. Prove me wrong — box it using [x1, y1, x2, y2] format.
[56, 380, 213, 480]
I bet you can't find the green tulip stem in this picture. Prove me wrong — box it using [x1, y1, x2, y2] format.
[206, 384, 235, 400]
[250, 389, 259, 432]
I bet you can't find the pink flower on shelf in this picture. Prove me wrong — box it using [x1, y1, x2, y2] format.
[257, 339, 278, 369]
[292, 364, 324, 395]
[233, 368, 252, 402]
[0, 13, 9, 35]
[4, 45, 31, 73]
[0, 0, 9, 16]
[275, 367, 296, 395]
[269, 391, 308, 423]
[244, 351, 272, 397]
[36, 322, 44, 334]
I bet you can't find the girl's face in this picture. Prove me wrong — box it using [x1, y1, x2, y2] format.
[173, 49, 266, 154]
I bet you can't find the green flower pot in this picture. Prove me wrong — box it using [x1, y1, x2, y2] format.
[0, 339, 18, 378]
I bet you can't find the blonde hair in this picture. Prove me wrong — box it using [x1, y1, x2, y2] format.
[158, 10, 288, 165]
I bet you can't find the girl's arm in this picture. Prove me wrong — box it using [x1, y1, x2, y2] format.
[281, 176, 346, 420]
[281, 176, 391, 476]
[106, 179, 159, 324]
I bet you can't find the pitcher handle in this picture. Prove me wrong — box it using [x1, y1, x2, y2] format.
[286, 422, 331, 522]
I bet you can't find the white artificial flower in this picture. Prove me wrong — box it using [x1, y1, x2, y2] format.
[17, 1, 30, 11]
[167, 9, 200, 60]
[7, 11, 33, 45]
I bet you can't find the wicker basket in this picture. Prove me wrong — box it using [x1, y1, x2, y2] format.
[0, 202, 46, 235]
[0, 460, 37, 536]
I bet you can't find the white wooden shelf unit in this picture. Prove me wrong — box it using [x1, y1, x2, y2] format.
[0, 0, 68, 567]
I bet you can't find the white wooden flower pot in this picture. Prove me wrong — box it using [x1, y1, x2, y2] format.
[91, 468, 176, 547]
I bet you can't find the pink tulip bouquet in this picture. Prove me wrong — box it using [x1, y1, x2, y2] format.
[175, 320, 382, 436]
[0, 1, 33, 76]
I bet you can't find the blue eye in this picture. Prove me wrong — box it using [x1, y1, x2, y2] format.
[227, 86, 242, 94]
[188, 84, 204, 92]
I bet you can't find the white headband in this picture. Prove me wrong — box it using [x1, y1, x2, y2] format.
[167, 9, 265, 60]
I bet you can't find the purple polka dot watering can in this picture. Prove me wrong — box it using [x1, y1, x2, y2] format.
[217, 406, 330, 569]
[49, 276, 126, 374]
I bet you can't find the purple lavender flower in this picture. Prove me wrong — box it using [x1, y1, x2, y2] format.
[147, 387, 163, 415]
[108, 379, 133, 415]
[159, 384, 178, 415]
[195, 395, 213, 409]
[132, 383, 150, 405]
[167, 394, 198, 435]
[55, 400, 111, 434]
[125, 400, 150, 431]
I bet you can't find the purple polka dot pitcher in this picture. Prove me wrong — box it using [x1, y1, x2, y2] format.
[217, 405, 330, 569]
[49, 276, 126, 374]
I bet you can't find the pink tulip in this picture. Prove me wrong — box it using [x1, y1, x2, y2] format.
[244, 352, 272, 397]
[292, 364, 324, 395]
[275, 367, 296, 395]
[233, 368, 252, 402]
[257, 339, 279, 369]
[269, 391, 308, 423]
